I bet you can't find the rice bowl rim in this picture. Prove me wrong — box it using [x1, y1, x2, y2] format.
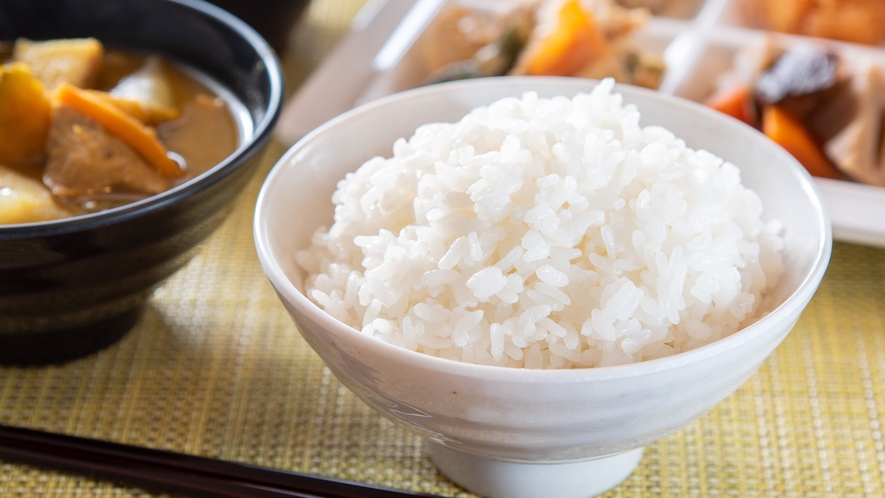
[255, 76, 832, 383]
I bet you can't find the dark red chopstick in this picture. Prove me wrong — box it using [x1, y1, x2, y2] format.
[0, 424, 438, 498]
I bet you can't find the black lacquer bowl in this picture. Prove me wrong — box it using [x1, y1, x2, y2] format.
[0, 0, 283, 365]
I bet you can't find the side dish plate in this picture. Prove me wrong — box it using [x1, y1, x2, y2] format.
[276, 0, 885, 248]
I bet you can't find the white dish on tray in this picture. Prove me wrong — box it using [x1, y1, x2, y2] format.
[276, 0, 885, 248]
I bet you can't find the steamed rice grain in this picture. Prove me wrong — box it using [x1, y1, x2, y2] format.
[296, 79, 785, 369]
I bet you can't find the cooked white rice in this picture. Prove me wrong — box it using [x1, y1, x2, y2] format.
[296, 79, 785, 369]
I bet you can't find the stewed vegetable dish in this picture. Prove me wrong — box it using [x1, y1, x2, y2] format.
[0, 38, 240, 225]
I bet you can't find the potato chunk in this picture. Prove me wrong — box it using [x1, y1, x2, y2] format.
[13, 38, 104, 90]
[0, 165, 78, 224]
[109, 56, 180, 123]
[0, 63, 51, 164]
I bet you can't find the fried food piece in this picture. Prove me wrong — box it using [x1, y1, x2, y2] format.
[43, 105, 171, 200]
[0, 63, 52, 165]
[0, 164, 79, 224]
[13, 38, 104, 90]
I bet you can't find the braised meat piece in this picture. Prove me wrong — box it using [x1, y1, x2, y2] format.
[43, 105, 170, 201]
[753, 47, 847, 121]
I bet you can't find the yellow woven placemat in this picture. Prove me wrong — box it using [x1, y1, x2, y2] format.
[2, 1, 885, 496]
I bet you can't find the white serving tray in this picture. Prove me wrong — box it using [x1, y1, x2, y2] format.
[276, 0, 885, 248]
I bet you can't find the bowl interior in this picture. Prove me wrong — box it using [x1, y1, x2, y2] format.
[259, 77, 829, 342]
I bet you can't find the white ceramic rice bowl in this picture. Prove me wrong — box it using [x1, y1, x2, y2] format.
[254, 77, 831, 498]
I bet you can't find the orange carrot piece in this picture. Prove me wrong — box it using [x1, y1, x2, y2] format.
[54, 82, 182, 177]
[526, 0, 608, 77]
[705, 84, 755, 125]
[762, 105, 841, 179]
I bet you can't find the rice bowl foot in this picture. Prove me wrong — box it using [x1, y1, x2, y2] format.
[428, 442, 644, 498]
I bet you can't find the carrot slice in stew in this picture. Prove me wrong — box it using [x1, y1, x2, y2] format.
[705, 84, 755, 126]
[762, 105, 841, 179]
[54, 82, 182, 177]
[526, 0, 607, 77]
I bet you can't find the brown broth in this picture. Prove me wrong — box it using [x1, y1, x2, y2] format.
[96, 49, 240, 183]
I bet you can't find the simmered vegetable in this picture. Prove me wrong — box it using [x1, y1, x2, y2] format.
[0, 63, 51, 165]
[707, 41, 885, 186]
[825, 61, 885, 186]
[13, 38, 103, 90]
[429, 21, 530, 83]
[762, 105, 842, 180]
[421, 0, 665, 89]
[55, 83, 183, 177]
[420, 5, 500, 76]
[523, 0, 608, 76]
[109, 57, 180, 124]
[0, 165, 79, 224]
[44, 105, 171, 199]
[705, 84, 754, 125]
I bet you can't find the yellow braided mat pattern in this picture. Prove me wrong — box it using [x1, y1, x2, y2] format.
[2, 1, 885, 496]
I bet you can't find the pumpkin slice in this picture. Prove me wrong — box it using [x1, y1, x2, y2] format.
[0, 63, 52, 165]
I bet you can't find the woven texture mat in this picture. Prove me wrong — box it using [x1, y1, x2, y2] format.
[3, 1, 885, 496]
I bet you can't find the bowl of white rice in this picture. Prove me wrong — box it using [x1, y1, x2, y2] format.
[254, 77, 831, 498]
